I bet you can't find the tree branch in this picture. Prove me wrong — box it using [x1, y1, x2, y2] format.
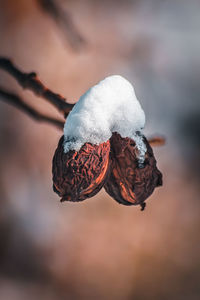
[0, 88, 64, 130]
[0, 58, 165, 144]
[0, 57, 74, 115]
[37, 0, 86, 50]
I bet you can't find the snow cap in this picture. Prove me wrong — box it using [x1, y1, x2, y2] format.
[63, 75, 146, 155]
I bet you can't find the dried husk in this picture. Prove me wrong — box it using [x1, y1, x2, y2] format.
[52, 136, 110, 202]
[104, 132, 162, 208]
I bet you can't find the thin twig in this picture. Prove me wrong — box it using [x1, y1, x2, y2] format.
[0, 57, 74, 115]
[0, 88, 64, 129]
[37, 0, 86, 50]
[0, 58, 165, 143]
[148, 136, 165, 146]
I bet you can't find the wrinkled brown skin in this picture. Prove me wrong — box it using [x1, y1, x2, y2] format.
[104, 132, 162, 209]
[52, 136, 110, 202]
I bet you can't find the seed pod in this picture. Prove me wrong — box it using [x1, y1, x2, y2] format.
[52, 136, 110, 202]
[104, 132, 162, 209]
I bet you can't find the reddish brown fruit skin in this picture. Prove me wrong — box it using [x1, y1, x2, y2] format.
[104, 132, 162, 207]
[52, 136, 110, 202]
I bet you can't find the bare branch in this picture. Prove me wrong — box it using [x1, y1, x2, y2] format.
[0, 58, 165, 143]
[0, 57, 74, 115]
[37, 0, 86, 50]
[0, 88, 64, 130]
[148, 136, 166, 146]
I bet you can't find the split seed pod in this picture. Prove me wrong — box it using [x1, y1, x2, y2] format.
[104, 132, 162, 209]
[52, 136, 110, 202]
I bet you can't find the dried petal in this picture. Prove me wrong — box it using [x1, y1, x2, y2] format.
[52, 136, 110, 202]
[104, 132, 162, 208]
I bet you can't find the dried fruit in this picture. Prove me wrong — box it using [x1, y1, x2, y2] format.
[52, 75, 163, 208]
[52, 136, 110, 202]
[104, 132, 162, 209]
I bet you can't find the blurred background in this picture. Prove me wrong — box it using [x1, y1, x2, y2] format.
[0, 0, 200, 299]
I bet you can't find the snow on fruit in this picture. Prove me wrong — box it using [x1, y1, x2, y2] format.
[52, 75, 162, 209]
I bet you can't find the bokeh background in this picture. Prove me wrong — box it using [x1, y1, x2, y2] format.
[0, 0, 200, 299]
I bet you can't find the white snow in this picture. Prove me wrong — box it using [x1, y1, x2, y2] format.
[63, 75, 146, 161]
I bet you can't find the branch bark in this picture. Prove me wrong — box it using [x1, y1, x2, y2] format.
[0, 88, 64, 129]
[0, 57, 74, 115]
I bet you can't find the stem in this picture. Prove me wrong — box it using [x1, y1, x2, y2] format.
[0, 57, 74, 115]
[0, 88, 64, 130]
